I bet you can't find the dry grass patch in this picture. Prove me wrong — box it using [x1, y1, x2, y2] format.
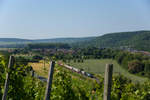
[28, 60, 50, 78]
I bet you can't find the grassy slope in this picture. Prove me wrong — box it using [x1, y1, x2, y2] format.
[28, 61, 96, 89]
[68, 59, 148, 83]
[28, 61, 50, 78]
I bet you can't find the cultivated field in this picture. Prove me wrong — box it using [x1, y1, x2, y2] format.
[68, 59, 148, 83]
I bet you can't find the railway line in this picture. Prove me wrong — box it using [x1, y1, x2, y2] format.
[57, 62, 100, 84]
[30, 61, 100, 84]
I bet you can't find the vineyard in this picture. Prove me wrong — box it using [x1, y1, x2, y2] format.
[0, 53, 150, 100]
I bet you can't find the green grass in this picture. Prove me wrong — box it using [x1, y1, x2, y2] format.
[68, 59, 149, 83]
[62, 66, 95, 89]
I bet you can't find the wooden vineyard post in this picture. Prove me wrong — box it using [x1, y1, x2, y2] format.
[44, 61, 55, 100]
[44, 59, 45, 70]
[103, 64, 113, 100]
[31, 70, 34, 77]
[43, 57, 45, 70]
[2, 56, 14, 100]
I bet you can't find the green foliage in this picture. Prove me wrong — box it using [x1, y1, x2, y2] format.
[7, 62, 45, 100]
[0, 57, 6, 98]
[27, 43, 70, 49]
[51, 68, 77, 100]
[0, 55, 45, 100]
[115, 52, 126, 64]
[128, 60, 144, 74]
[111, 75, 150, 100]
[143, 60, 150, 72]
[32, 55, 43, 61]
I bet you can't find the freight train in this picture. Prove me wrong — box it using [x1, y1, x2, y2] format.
[58, 62, 94, 78]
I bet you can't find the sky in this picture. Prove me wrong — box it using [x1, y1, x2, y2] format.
[0, 0, 150, 39]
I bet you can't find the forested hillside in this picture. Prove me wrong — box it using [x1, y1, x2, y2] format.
[1, 31, 150, 51]
[0, 37, 94, 48]
[74, 31, 150, 51]
[34, 37, 95, 43]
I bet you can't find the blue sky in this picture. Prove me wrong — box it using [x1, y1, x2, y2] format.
[0, 0, 150, 39]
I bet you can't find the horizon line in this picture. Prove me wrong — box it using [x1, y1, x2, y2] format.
[0, 30, 149, 40]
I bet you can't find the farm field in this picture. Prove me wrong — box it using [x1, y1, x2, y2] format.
[68, 59, 148, 83]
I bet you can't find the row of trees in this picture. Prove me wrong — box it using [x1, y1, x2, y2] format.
[27, 43, 71, 49]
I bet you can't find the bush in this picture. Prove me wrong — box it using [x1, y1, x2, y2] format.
[128, 60, 144, 74]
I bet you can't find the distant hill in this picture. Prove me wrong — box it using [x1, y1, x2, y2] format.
[33, 37, 95, 43]
[0, 37, 94, 43]
[0, 38, 32, 42]
[74, 30, 150, 51]
[0, 37, 95, 48]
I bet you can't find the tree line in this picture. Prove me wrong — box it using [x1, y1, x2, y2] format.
[48, 47, 150, 78]
[26, 43, 70, 49]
